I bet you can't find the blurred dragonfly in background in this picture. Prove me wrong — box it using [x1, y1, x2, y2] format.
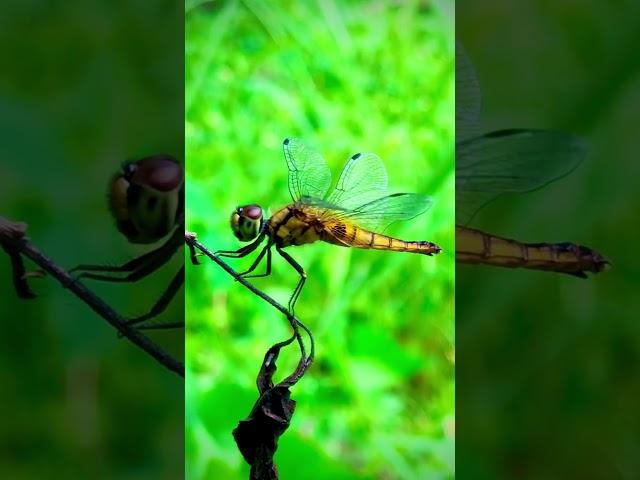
[71, 155, 185, 329]
[456, 43, 608, 277]
[217, 138, 441, 315]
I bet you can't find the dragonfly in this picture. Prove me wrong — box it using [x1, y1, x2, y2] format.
[71, 155, 185, 329]
[455, 43, 608, 277]
[216, 138, 441, 315]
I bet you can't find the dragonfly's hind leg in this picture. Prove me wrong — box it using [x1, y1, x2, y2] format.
[126, 265, 184, 330]
[276, 246, 307, 317]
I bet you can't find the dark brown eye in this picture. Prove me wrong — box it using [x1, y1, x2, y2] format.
[131, 155, 183, 192]
[244, 205, 263, 220]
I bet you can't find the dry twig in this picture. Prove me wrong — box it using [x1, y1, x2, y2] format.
[185, 231, 314, 479]
[0, 216, 184, 377]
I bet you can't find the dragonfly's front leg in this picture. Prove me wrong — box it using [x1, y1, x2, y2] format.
[238, 243, 273, 279]
[70, 229, 180, 281]
[276, 246, 307, 317]
[70, 249, 174, 283]
[70, 245, 163, 279]
[215, 233, 265, 258]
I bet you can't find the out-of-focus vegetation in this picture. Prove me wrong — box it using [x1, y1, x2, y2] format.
[0, 2, 183, 478]
[457, 1, 640, 478]
[186, 1, 454, 479]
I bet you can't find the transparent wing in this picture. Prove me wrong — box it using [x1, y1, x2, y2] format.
[283, 138, 332, 202]
[325, 152, 388, 210]
[456, 42, 481, 143]
[456, 129, 586, 225]
[315, 193, 434, 232]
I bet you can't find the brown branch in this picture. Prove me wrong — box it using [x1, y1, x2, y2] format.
[185, 232, 314, 479]
[0, 216, 184, 378]
[184, 231, 314, 383]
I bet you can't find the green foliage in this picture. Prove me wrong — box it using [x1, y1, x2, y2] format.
[186, 1, 454, 479]
[456, 1, 640, 478]
[0, 2, 184, 478]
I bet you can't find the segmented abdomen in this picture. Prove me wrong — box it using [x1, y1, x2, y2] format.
[456, 225, 608, 277]
[324, 222, 441, 256]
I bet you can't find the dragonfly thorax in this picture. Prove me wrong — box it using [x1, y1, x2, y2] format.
[231, 204, 264, 242]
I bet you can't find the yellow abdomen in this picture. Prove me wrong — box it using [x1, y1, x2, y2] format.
[456, 225, 608, 277]
[267, 204, 441, 256]
[323, 221, 441, 255]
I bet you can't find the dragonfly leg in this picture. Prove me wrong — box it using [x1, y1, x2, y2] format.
[276, 246, 306, 317]
[215, 234, 265, 258]
[188, 241, 200, 265]
[71, 244, 165, 276]
[73, 248, 175, 283]
[239, 244, 273, 279]
[70, 228, 181, 281]
[279, 317, 315, 387]
[126, 265, 184, 329]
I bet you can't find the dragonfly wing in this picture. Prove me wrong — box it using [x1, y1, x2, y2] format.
[456, 129, 586, 225]
[326, 152, 389, 210]
[319, 193, 434, 232]
[456, 42, 482, 143]
[283, 138, 332, 202]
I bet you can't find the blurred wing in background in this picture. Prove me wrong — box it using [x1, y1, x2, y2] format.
[456, 128, 585, 225]
[456, 42, 482, 143]
[455, 44, 586, 226]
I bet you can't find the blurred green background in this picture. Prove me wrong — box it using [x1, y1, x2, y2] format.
[185, 1, 454, 479]
[457, 1, 640, 478]
[0, 2, 183, 478]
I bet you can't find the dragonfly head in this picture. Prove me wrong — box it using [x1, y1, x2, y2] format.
[231, 204, 264, 242]
[108, 155, 184, 244]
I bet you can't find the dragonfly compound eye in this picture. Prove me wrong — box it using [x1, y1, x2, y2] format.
[108, 155, 184, 244]
[131, 155, 183, 192]
[231, 205, 263, 242]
